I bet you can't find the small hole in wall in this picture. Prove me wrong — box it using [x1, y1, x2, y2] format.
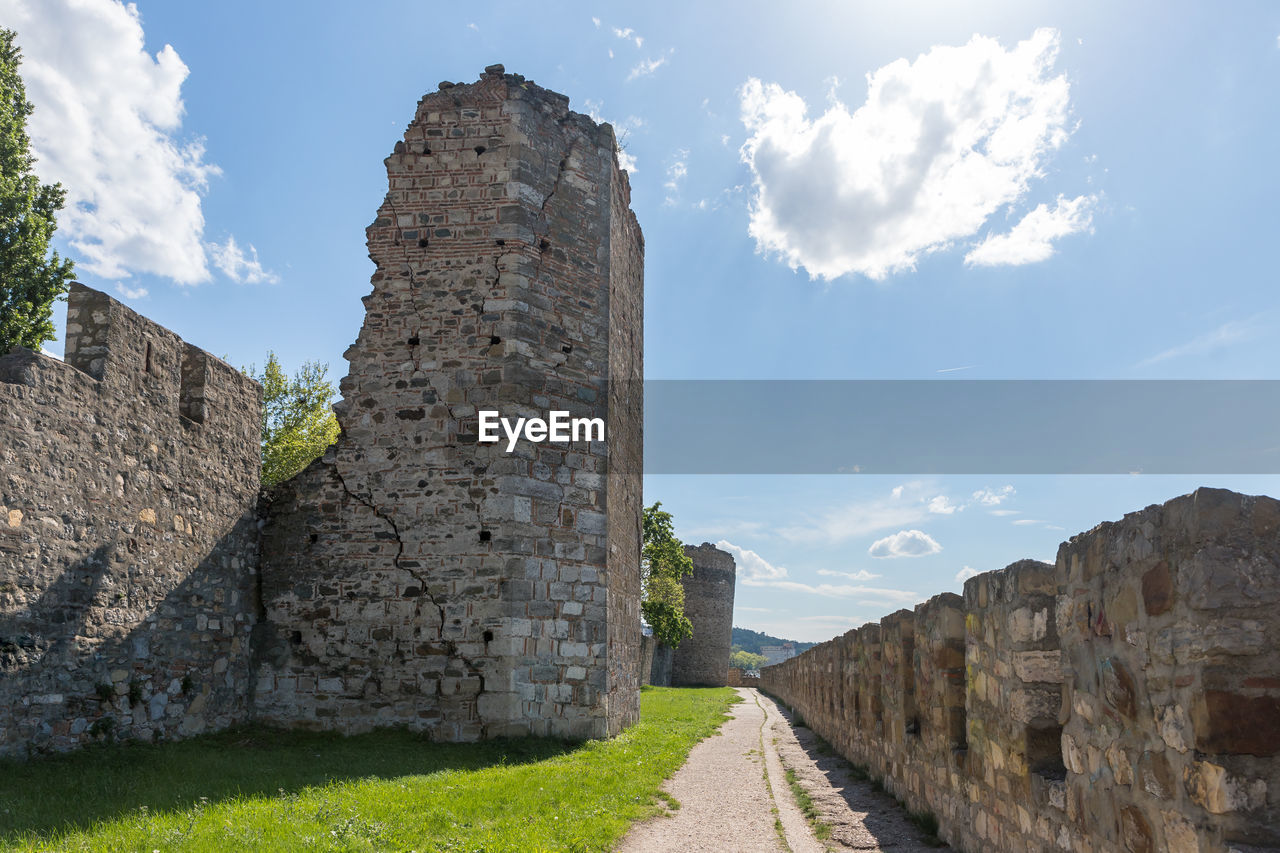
[479, 530, 492, 542]
[489, 335, 501, 346]
[474, 145, 486, 155]
[559, 159, 567, 170]
[144, 341, 152, 374]
[422, 144, 432, 155]
[483, 630, 494, 643]
[290, 631, 302, 645]
[407, 336, 420, 347]
[561, 344, 572, 354]
[539, 239, 550, 252]
[495, 238, 505, 246]
[309, 533, 318, 544]
[418, 237, 429, 248]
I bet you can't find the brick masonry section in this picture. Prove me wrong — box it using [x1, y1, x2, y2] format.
[760, 488, 1280, 852]
[0, 283, 261, 758]
[252, 66, 644, 741]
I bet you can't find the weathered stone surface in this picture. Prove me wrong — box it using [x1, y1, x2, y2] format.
[1196, 691, 1280, 756]
[761, 489, 1280, 853]
[0, 68, 644, 755]
[253, 68, 643, 742]
[0, 284, 261, 758]
[670, 543, 735, 687]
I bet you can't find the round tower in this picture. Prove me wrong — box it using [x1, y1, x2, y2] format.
[670, 542, 737, 687]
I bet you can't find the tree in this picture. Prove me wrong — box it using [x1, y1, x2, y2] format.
[730, 649, 768, 672]
[641, 501, 694, 648]
[0, 28, 75, 353]
[247, 353, 340, 487]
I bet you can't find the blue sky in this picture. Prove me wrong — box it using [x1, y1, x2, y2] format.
[6, 0, 1280, 641]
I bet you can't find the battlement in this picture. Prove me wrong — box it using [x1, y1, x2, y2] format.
[761, 488, 1280, 851]
[0, 283, 262, 758]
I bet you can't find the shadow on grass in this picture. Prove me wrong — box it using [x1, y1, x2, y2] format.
[0, 724, 579, 841]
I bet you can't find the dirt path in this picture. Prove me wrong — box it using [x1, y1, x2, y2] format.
[615, 688, 947, 852]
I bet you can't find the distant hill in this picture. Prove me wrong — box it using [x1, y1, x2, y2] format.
[731, 626, 816, 656]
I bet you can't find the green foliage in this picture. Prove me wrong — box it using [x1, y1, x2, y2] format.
[729, 649, 768, 671]
[641, 501, 694, 648]
[246, 352, 340, 487]
[730, 626, 816, 656]
[0, 29, 75, 353]
[0, 687, 740, 851]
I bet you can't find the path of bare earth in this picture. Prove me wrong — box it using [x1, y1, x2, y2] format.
[615, 688, 948, 852]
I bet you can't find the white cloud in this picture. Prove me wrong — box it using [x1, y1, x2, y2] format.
[928, 495, 961, 514]
[776, 489, 927, 544]
[973, 485, 1015, 506]
[4, 0, 267, 287]
[207, 236, 279, 284]
[718, 540, 917, 603]
[989, 509, 1020, 517]
[869, 529, 942, 559]
[965, 194, 1096, 267]
[955, 566, 981, 582]
[664, 149, 688, 204]
[1136, 317, 1263, 367]
[592, 16, 601, 28]
[114, 283, 148, 300]
[816, 568, 881, 581]
[1012, 518, 1046, 525]
[467, 22, 478, 31]
[738, 28, 1078, 280]
[628, 51, 672, 80]
[612, 26, 642, 48]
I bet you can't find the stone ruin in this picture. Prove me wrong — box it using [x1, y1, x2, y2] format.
[1, 60, 1277, 853]
[761, 488, 1280, 852]
[0, 65, 643, 756]
[641, 542, 737, 689]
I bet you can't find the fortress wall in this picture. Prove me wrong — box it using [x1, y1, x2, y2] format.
[761, 489, 1280, 852]
[671, 542, 736, 687]
[254, 67, 643, 741]
[0, 283, 262, 758]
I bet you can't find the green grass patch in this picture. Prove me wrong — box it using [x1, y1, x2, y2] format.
[0, 686, 739, 852]
[782, 768, 830, 841]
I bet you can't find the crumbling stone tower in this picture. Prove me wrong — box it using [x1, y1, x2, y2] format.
[254, 66, 644, 740]
[671, 543, 736, 687]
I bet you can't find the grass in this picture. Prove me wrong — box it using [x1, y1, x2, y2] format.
[0, 686, 739, 852]
[782, 768, 831, 841]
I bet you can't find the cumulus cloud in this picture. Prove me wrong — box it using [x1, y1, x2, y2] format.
[717, 540, 917, 604]
[965, 194, 1096, 266]
[3, 0, 267, 286]
[928, 495, 961, 514]
[739, 28, 1079, 280]
[973, 485, 1015, 506]
[868, 529, 942, 558]
[955, 566, 981, 582]
[208, 236, 279, 284]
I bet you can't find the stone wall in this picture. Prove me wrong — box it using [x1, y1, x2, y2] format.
[0, 283, 262, 758]
[760, 489, 1279, 852]
[253, 66, 644, 741]
[670, 542, 735, 687]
